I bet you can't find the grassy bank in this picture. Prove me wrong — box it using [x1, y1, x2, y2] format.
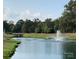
[3, 39, 21, 59]
[23, 33, 50, 39]
[63, 33, 76, 40]
[23, 33, 76, 40]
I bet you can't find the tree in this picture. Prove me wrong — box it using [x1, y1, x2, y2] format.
[3, 20, 9, 32]
[52, 19, 59, 32]
[14, 19, 24, 33]
[44, 18, 55, 33]
[41, 23, 50, 33]
[22, 19, 34, 33]
[33, 18, 40, 32]
[35, 22, 42, 33]
[8, 20, 14, 33]
[59, 0, 76, 33]
[45, 18, 52, 28]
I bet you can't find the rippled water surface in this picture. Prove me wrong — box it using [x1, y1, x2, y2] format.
[11, 38, 76, 59]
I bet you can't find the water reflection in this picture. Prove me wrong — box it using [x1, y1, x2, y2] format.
[11, 38, 75, 59]
[63, 42, 76, 59]
[44, 40, 52, 54]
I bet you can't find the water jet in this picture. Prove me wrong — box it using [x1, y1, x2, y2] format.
[56, 30, 63, 41]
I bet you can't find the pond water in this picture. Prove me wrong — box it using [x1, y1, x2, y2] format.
[11, 38, 76, 59]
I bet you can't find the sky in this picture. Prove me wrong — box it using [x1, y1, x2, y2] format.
[4, 0, 69, 23]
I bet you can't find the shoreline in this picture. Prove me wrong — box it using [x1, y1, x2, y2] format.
[3, 33, 76, 59]
[23, 33, 76, 40]
[3, 39, 21, 59]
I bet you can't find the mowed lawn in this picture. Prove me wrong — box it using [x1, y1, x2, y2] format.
[3, 39, 20, 59]
[63, 33, 76, 40]
[23, 33, 76, 40]
[23, 33, 51, 39]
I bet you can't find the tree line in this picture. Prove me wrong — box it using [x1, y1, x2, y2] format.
[3, 0, 76, 33]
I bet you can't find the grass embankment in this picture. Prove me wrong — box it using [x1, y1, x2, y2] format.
[63, 33, 76, 40]
[23, 33, 76, 40]
[23, 33, 50, 39]
[3, 39, 21, 59]
[3, 33, 21, 59]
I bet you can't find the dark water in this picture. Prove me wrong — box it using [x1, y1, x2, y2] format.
[11, 38, 76, 59]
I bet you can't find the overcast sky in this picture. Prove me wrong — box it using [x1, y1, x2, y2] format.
[4, 0, 69, 23]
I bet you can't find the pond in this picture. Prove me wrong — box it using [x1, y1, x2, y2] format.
[11, 38, 76, 59]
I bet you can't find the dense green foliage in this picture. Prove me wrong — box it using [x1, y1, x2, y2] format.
[59, 0, 76, 32]
[3, 0, 76, 33]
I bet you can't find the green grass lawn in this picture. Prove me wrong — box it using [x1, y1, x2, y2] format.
[23, 33, 76, 40]
[23, 33, 50, 39]
[63, 33, 76, 40]
[3, 39, 20, 59]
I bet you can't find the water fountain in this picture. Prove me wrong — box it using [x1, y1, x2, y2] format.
[47, 30, 64, 41]
[56, 30, 63, 41]
[11, 30, 75, 59]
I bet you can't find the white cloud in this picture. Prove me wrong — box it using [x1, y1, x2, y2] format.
[3, 7, 10, 20]
[3, 8, 53, 23]
[19, 10, 41, 21]
[33, 12, 40, 17]
[19, 10, 53, 21]
[25, 10, 30, 15]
